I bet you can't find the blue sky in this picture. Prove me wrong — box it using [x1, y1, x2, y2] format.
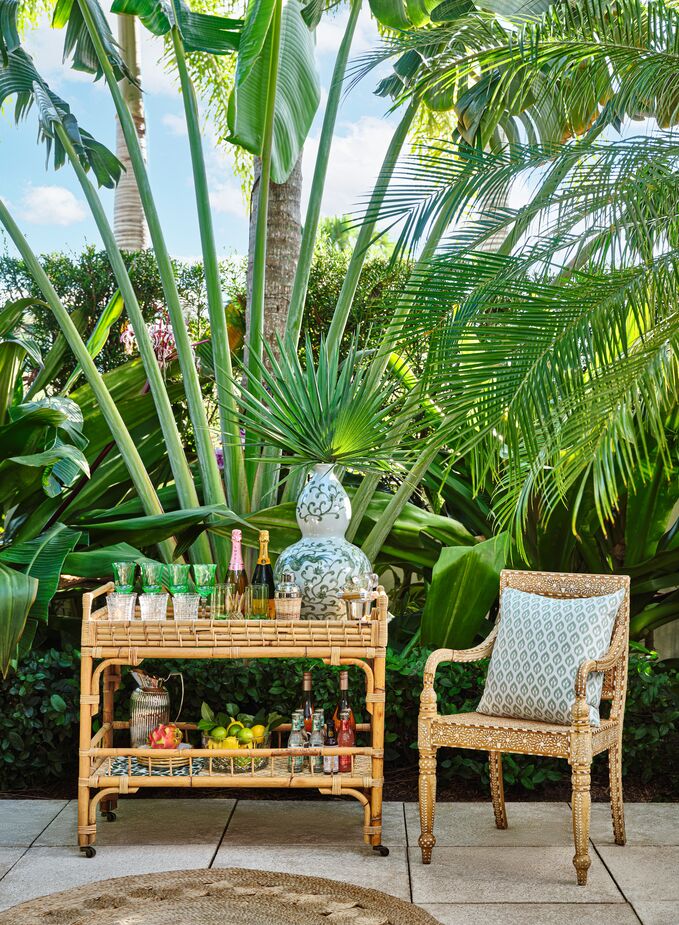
[0, 6, 399, 261]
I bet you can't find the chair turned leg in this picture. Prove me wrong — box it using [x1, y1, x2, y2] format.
[609, 744, 626, 846]
[571, 758, 592, 885]
[418, 747, 437, 864]
[489, 751, 508, 830]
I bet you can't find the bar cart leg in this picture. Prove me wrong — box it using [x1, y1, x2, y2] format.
[78, 651, 96, 856]
[100, 665, 119, 820]
[369, 648, 388, 855]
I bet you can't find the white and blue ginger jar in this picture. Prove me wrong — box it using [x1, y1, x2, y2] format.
[274, 463, 371, 619]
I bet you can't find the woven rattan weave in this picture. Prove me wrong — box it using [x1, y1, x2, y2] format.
[417, 569, 630, 885]
[77, 583, 389, 856]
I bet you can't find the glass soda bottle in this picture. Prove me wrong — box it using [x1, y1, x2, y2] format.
[300, 670, 314, 733]
[323, 722, 339, 775]
[309, 709, 325, 774]
[287, 710, 305, 774]
[333, 669, 356, 732]
[337, 708, 355, 773]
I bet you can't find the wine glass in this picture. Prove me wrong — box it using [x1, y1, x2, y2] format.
[112, 561, 136, 593]
[140, 561, 164, 594]
[167, 563, 191, 595]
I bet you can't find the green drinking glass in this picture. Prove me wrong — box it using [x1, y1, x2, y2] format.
[167, 563, 191, 595]
[193, 563, 217, 599]
[140, 561, 165, 594]
[112, 561, 136, 593]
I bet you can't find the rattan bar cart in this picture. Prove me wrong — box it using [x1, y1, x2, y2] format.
[77, 582, 390, 857]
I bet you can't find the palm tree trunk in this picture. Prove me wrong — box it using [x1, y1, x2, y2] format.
[114, 15, 148, 251]
[246, 153, 303, 352]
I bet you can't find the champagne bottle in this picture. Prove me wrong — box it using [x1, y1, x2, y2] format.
[227, 529, 248, 611]
[333, 669, 356, 732]
[252, 530, 275, 618]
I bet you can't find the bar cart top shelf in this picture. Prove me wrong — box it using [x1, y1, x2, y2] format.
[82, 581, 389, 654]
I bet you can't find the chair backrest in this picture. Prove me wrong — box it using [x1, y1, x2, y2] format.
[499, 569, 630, 707]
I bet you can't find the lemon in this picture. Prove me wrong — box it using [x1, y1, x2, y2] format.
[250, 724, 266, 744]
[207, 739, 220, 750]
[210, 726, 227, 742]
[226, 721, 244, 737]
[224, 736, 239, 749]
[237, 727, 255, 746]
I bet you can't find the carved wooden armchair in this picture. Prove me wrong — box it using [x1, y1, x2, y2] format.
[418, 569, 630, 885]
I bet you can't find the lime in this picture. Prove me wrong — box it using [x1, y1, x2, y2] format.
[226, 721, 244, 737]
[250, 724, 266, 744]
[237, 727, 255, 746]
[224, 736, 239, 749]
[210, 726, 228, 742]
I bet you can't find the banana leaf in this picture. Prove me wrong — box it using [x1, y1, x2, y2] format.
[0, 562, 38, 675]
[420, 533, 508, 648]
[625, 457, 679, 567]
[0, 523, 81, 621]
[111, 0, 241, 54]
[64, 541, 144, 578]
[227, 0, 320, 183]
[74, 504, 244, 548]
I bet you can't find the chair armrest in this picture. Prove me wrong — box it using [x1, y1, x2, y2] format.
[420, 625, 498, 716]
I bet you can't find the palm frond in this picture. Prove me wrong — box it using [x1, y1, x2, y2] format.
[222, 334, 419, 473]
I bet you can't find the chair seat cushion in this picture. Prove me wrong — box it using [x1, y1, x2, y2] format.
[477, 587, 625, 725]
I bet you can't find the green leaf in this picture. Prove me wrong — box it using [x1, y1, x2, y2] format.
[0, 562, 38, 676]
[75, 504, 243, 547]
[421, 533, 508, 648]
[63, 542, 143, 579]
[62, 289, 125, 392]
[228, 0, 320, 183]
[53, 0, 132, 83]
[625, 455, 679, 567]
[0, 524, 82, 622]
[50, 693, 67, 712]
[111, 0, 241, 53]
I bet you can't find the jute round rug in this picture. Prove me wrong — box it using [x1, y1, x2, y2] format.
[0, 868, 440, 925]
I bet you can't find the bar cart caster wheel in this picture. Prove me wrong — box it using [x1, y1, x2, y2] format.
[104, 811, 116, 822]
[373, 845, 389, 857]
[81, 846, 96, 858]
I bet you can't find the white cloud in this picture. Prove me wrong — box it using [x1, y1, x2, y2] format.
[209, 179, 248, 219]
[302, 115, 395, 217]
[19, 186, 87, 226]
[316, 6, 376, 57]
[162, 112, 188, 136]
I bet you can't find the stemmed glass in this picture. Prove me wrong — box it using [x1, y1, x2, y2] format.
[167, 563, 191, 595]
[112, 561, 136, 593]
[194, 564, 217, 618]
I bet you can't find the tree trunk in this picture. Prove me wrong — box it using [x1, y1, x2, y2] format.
[246, 153, 303, 355]
[114, 16, 148, 252]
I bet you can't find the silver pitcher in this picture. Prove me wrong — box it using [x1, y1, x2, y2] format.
[129, 669, 184, 747]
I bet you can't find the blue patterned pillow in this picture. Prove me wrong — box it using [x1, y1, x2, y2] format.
[477, 587, 625, 726]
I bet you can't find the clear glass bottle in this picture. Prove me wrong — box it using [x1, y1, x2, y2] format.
[337, 708, 355, 773]
[333, 669, 356, 732]
[299, 670, 314, 733]
[309, 709, 325, 774]
[287, 710, 305, 774]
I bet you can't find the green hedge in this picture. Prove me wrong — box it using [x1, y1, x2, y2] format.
[1, 645, 677, 795]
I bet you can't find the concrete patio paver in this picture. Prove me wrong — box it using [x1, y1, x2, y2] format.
[590, 802, 679, 846]
[0, 798, 676, 923]
[631, 901, 679, 925]
[408, 846, 624, 904]
[596, 846, 679, 902]
[0, 844, 216, 912]
[35, 797, 235, 846]
[404, 801, 573, 847]
[0, 849, 26, 879]
[0, 800, 67, 847]
[222, 797, 406, 846]
[419, 902, 641, 924]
